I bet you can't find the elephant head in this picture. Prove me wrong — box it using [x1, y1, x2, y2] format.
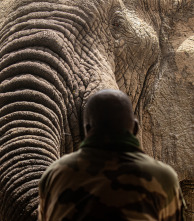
[0, 0, 193, 220]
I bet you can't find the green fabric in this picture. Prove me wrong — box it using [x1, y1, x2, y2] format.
[39, 131, 185, 221]
[80, 132, 143, 153]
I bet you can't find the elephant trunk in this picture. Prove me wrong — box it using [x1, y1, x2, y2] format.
[0, 5, 74, 221]
[0, 30, 66, 221]
[0, 1, 117, 221]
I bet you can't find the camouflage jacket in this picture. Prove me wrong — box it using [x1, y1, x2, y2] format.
[38, 133, 185, 221]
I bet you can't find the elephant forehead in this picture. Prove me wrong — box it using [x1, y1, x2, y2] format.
[120, 0, 184, 11]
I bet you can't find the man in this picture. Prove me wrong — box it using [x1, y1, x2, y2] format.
[38, 89, 185, 221]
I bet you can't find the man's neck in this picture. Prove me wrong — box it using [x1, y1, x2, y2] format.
[85, 129, 133, 139]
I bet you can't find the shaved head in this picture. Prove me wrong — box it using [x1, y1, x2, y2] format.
[84, 89, 137, 137]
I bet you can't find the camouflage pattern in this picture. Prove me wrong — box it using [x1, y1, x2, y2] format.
[38, 133, 185, 221]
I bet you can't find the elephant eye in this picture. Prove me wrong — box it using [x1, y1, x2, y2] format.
[110, 11, 126, 39]
[111, 12, 125, 30]
[112, 20, 121, 28]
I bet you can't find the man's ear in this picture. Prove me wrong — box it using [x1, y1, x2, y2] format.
[133, 119, 139, 136]
[84, 124, 91, 137]
[84, 124, 92, 136]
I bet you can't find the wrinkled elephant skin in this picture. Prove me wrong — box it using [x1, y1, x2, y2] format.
[0, 0, 193, 220]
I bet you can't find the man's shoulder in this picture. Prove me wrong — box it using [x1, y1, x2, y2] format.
[48, 149, 83, 172]
[138, 153, 179, 188]
[39, 150, 82, 187]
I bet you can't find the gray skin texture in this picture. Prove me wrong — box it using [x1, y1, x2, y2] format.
[0, 0, 193, 220]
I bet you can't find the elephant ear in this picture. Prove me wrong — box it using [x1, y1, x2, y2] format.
[168, 1, 194, 84]
[141, 1, 194, 219]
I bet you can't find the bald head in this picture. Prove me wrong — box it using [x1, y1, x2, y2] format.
[84, 89, 138, 137]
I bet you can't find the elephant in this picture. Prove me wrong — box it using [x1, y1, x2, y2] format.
[0, 0, 193, 220]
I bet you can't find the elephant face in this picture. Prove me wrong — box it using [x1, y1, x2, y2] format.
[0, 0, 193, 220]
[0, 0, 161, 152]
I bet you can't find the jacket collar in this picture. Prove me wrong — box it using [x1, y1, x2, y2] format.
[80, 132, 144, 153]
